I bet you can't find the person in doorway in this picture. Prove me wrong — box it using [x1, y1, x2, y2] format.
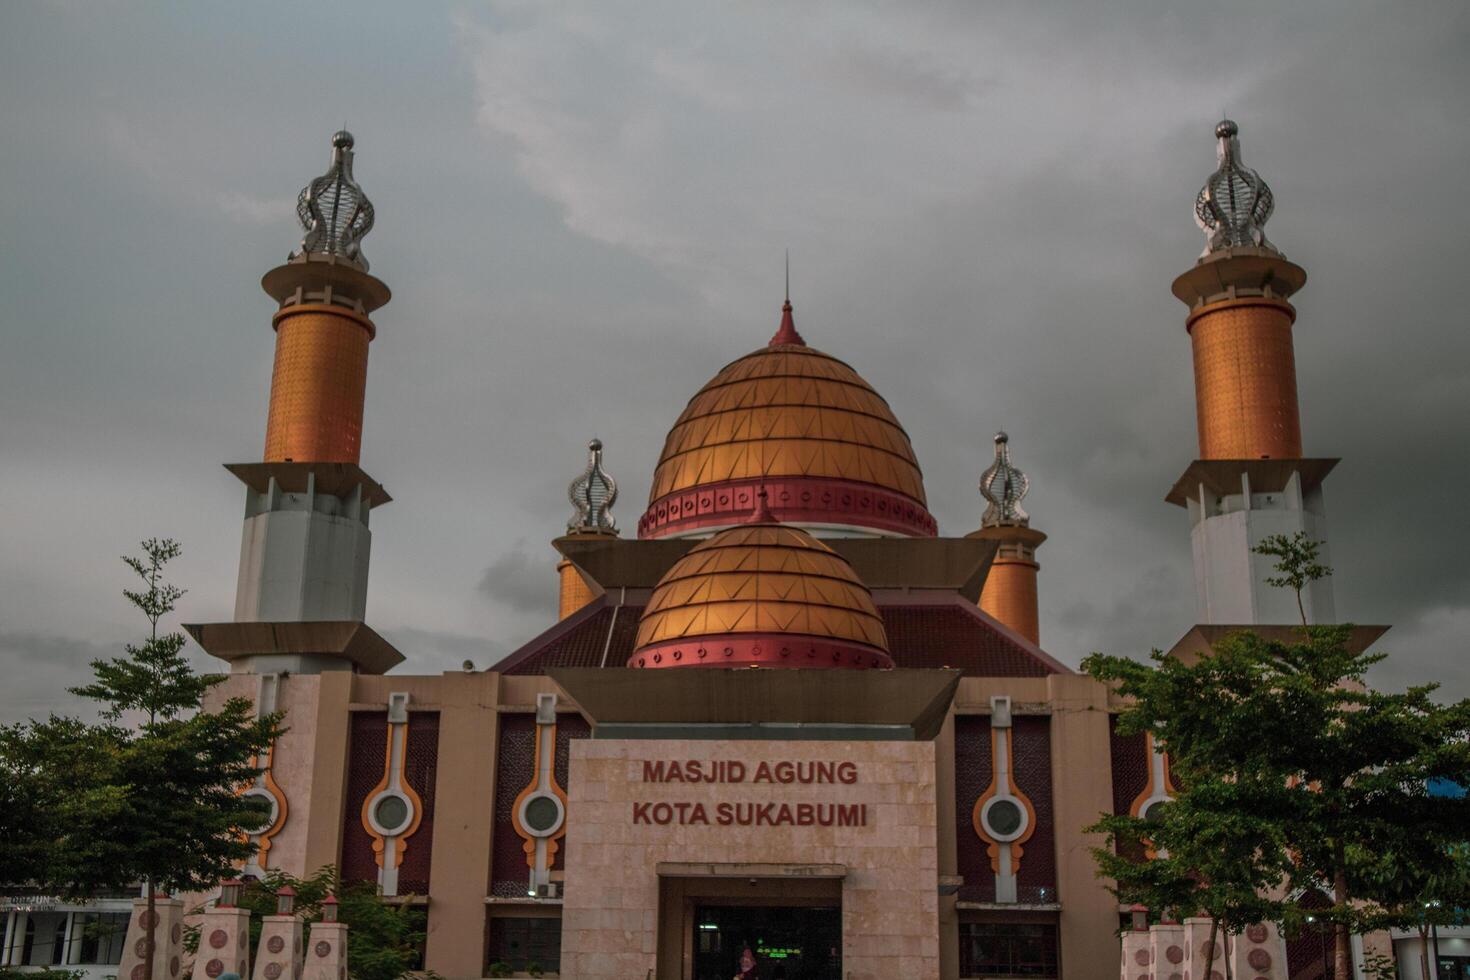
[733, 945, 759, 979]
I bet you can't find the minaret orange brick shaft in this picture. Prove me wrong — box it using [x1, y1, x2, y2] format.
[1185, 294, 1301, 460]
[263, 304, 374, 464]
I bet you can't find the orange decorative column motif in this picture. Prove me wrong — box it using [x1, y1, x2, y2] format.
[240, 673, 288, 877]
[360, 693, 425, 896]
[510, 694, 569, 897]
[971, 433, 1046, 646]
[1129, 732, 1177, 859]
[971, 696, 1037, 903]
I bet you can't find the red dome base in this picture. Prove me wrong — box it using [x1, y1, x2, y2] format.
[628, 633, 894, 670]
[638, 477, 937, 539]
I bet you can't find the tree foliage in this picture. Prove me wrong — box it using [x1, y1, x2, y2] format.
[1085, 533, 1470, 979]
[1, 540, 281, 980]
[185, 867, 430, 980]
[59, 539, 283, 895]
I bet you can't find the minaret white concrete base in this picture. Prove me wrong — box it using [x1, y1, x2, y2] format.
[1178, 461, 1337, 624]
[233, 470, 373, 623]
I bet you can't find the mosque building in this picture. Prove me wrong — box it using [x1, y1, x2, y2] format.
[12, 120, 1411, 980]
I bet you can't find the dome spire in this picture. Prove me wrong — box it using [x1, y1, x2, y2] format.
[567, 438, 619, 535]
[292, 130, 376, 270]
[768, 251, 806, 347]
[979, 431, 1030, 527]
[747, 485, 776, 524]
[1194, 119, 1276, 257]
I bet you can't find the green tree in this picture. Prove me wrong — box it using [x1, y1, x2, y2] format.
[1352, 833, 1470, 980]
[1087, 534, 1470, 979]
[1254, 530, 1331, 626]
[0, 714, 127, 890]
[11, 539, 281, 980]
[1086, 638, 1298, 979]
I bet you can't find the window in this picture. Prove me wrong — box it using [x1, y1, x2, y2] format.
[487, 915, 561, 974]
[1439, 955, 1470, 980]
[76, 912, 129, 965]
[959, 922, 1059, 979]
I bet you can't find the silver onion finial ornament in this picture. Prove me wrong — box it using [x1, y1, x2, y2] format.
[1194, 119, 1276, 257]
[979, 431, 1030, 527]
[292, 130, 376, 269]
[567, 438, 619, 535]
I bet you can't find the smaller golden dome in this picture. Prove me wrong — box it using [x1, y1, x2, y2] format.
[630, 517, 892, 670]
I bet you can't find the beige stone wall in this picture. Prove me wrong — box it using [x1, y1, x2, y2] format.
[562, 738, 940, 980]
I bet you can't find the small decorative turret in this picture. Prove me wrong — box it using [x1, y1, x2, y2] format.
[979, 432, 1030, 527]
[292, 130, 376, 270]
[1193, 119, 1276, 256]
[970, 432, 1046, 646]
[567, 439, 618, 535]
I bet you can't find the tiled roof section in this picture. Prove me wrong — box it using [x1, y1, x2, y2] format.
[880, 603, 1060, 676]
[495, 593, 1066, 677]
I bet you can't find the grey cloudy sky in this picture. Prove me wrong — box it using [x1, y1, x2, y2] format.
[2, 0, 1466, 722]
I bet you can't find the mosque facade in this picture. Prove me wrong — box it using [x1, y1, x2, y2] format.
[9, 121, 1424, 980]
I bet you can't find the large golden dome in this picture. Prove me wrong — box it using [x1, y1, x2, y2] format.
[629, 510, 893, 670]
[637, 301, 936, 539]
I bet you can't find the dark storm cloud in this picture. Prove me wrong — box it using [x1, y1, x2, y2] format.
[0, 632, 111, 721]
[479, 543, 560, 620]
[1, 0, 1465, 722]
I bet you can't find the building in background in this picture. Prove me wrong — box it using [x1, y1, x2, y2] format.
[147, 119, 1402, 980]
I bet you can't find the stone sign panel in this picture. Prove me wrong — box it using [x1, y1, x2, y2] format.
[561, 738, 940, 980]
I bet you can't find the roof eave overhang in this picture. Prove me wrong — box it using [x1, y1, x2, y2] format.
[549, 666, 961, 741]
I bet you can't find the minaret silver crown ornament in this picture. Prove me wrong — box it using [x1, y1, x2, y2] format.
[567, 438, 619, 534]
[1194, 119, 1276, 257]
[292, 130, 376, 270]
[979, 431, 1030, 527]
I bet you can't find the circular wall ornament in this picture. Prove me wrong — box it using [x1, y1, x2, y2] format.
[209, 930, 229, 950]
[265, 962, 283, 979]
[315, 941, 331, 959]
[135, 939, 148, 957]
[980, 796, 1028, 842]
[1248, 948, 1272, 970]
[240, 788, 279, 835]
[367, 791, 413, 836]
[131, 966, 145, 980]
[1246, 923, 1268, 944]
[172, 923, 182, 945]
[169, 956, 180, 977]
[205, 959, 223, 978]
[267, 936, 285, 954]
[518, 791, 565, 838]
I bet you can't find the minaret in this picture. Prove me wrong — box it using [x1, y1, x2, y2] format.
[969, 433, 1046, 645]
[188, 131, 403, 674]
[1168, 120, 1335, 624]
[556, 439, 619, 620]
